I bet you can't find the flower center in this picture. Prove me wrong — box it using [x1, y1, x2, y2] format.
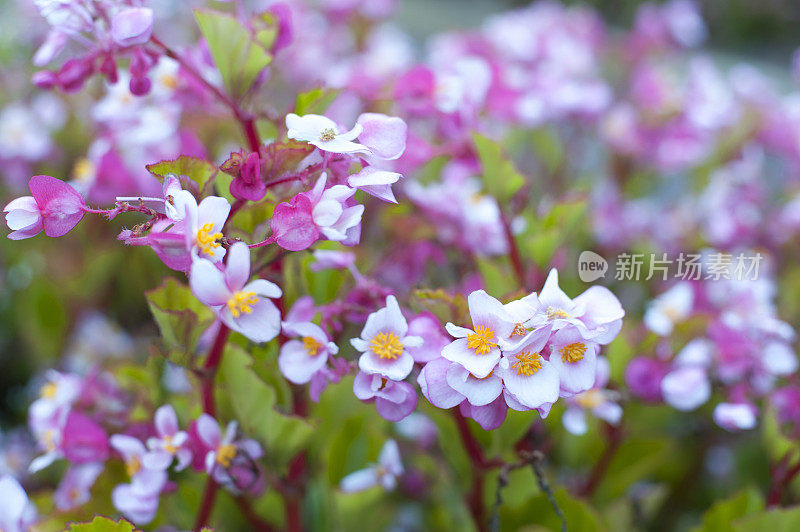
[370, 331, 404, 360]
[576, 389, 603, 409]
[560, 342, 586, 364]
[511, 323, 528, 337]
[72, 157, 95, 183]
[319, 127, 337, 141]
[196, 222, 223, 257]
[466, 325, 497, 355]
[546, 306, 570, 320]
[303, 336, 323, 356]
[216, 444, 237, 467]
[227, 291, 258, 318]
[44, 429, 58, 452]
[164, 435, 178, 454]
[512, 351, 542, 376]
[126, 456, 141, 478]
[40, 382, 57, 399]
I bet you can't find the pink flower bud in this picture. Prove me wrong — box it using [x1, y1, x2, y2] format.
[56, 58, 94, 93]
[32, 70, 58, 89]
[61, 412, 110, 464]
[129, 75, 152, 96]
[111, 7, 154, 47]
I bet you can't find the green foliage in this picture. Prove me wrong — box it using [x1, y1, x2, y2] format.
[529, 127, 565, 174]
[145, 277, 215, 367]
[692, 488, 764, 532]
[473, 133, 526, 203]
[294, 88, 340, 116]
[218, 343, 314, 469]
[146, 156, 219, 196]
[194, 9, 272, 100]
[595, 438, 674, 500]
[732, 506, 800, 531]
[67, 517, 136, 532]
[517, 199, 587, 267]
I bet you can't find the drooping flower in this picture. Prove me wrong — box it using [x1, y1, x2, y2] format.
[353, 371, 418, 422]
[350, 295, 422, 381]
[183, 194, 231, 262]
[4, 175, 86, 240]
[562, 358, 623, 435]
[356, 113, 407, 160]
[286, 113, 369, 154]
[442, 290, 516, 379]
[340, 439, 403, 492]
[144, 405, 192, 471]
[347, 167, 401, 203]
[190, 242, 282, 343]
[195, 414, 264, 492]
[54, 462, 104, 511]
[270, 172, 364, 251]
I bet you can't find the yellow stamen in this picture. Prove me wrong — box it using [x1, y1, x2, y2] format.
[546, 307, 570, 320]
[227, 291, 258, 318]
[72, 157, 95, 183]
[511, 323, 528, 337]
[216, 444, 237, 467]
[370, 332, 404, 360]
[466, 325, 497, 355]
[303, 336, 323, 356]
[44, 429, 57, 452]
[319, 128, 337, 141]
[164, 435, 178, 454]
[126, 456, 141, 478]
[576, 389, 603, 409]
[196, 222, 223, 257]
[560, 342, 586, 364]
[40, 382, 57, 399]
[161, 74, 178, 90]
[512, 351, 542, 376]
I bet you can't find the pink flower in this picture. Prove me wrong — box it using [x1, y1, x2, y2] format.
[195, 414, 264, 491]
[4, 175, 86, 240]
[442, 290, 516, 379]
[144, 405, 192, 471]
[54, 462, 103, 511]
[111, 474, 165, 525]
[625, 357, 668, 402]
[183, 194, 231, 262]
[661, 365, 710, 411]
[644, 282, 694, 336]
[340, 439, 403, 492]
[356, 113, 407, 160]
[119, 218, 192, 272]
[229, 152, 266, 202]
[110, 7, 154, 47]
[347, 167, 401, 203]
[0, 475, 37, 532]
[279, 321, 339, 384]
[61, 412, 110, 465]
[353, 372, 418, 422]
[270, 172, 364, 251]
[405, 313, 450, 363]
[286, 113, 369, 154]
[713, 402, 757, 432]
[350, 295, 422, 381]
[190, 242, 282, 343]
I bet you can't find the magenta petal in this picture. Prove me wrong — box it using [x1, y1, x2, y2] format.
[270, 194, 320, 251]
[29, 175, 86, 238]
[375, 383, 417, 422]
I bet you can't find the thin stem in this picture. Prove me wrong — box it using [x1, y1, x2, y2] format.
[248, 235, 276, 249]
[201, 324, 231, 416]
[579, 422, 622, 498]
[527, 451, 567, 532]
[235, 496, 277, 531]
[150, 36, 261, 153]
[768, 451, 800, 507]
[194, 476, 219, 531]
[499, 211, 526, 289]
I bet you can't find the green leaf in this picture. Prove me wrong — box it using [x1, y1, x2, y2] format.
[219, 344, 314, 468]
[475, 256, 517, 297]
[68, 516, 136, 532]
[145, 278, 215, 365]
[692, 488, 764, 532]
[733, 506, 800, 532]
[472, 133, 525, 202]
[294, 87, 340, 116]
[596, 438, 674, 500]
[194, 9, 272, 99]
[146, 156, 219, 196]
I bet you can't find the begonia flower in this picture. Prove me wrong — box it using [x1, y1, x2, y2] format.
[340, 439, 403, 492]
[4, 175, 86, 239]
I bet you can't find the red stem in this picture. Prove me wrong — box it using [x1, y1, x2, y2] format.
[499, 212, 526, 289]
[768, 453, 800, 507]
[579, 423, 622, 497]
[235, 497, 277, 531]
[194, 476, 219, 530]
[201, 324, 231, 416]
[451, 409, 503, 532]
